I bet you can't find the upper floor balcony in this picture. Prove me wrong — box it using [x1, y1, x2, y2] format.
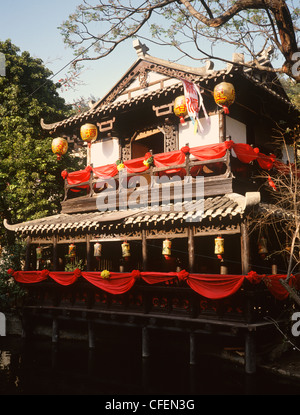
[60, 139, 278, 214]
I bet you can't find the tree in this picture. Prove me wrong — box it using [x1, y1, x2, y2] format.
[250, 128, 300, 305]
[59, 0, 300, 81]
[0, 40, 83, 245]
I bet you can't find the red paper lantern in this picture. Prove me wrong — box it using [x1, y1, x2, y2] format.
[51, 137, 68, 160]
[174, 95, 188, 124]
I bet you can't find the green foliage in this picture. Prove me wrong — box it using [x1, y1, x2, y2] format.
[64, 256, 85, 271]
[0, 243, 27, 311]
[282, 79, 300, 110]
[0, 40, 83, 244]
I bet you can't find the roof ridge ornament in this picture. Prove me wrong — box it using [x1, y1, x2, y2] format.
[133, 39, 150, 58]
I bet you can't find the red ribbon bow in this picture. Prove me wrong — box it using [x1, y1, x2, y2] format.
[131, 270, 141, 280]
[177, 270, 189, 282]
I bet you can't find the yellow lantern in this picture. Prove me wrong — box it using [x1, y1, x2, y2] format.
[68, 243, 76, 258]
[80, 123, 98, 147]
[214, 236, 224, 259]
[174, 95, 188, 124]
[94, 242, 102, 257]
[162, 239, 172, 258]
[213, 82, 235, 114]
[122, 241, 131, 260]
[51, 137, 68, 160]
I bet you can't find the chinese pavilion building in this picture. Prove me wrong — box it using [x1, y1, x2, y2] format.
[5, 41, 300, 374]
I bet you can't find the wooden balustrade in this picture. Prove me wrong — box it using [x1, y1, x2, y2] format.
[63, 149, 232, 202]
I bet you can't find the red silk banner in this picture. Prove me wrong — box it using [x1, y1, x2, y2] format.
[8, 269, 299, 301]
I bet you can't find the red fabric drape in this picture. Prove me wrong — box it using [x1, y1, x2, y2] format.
[48, 271, 80, 286]
[12, 270, 49, 284]
[93, 163, 118, 179]
[82, 272, 136, 294]
[63, 166, 92, 185]
[153, 150, 186, 168]
[189, 142, 229, 161]
[124, 157, 149, 174]
[9, 269, 300, 301]
[61, 166, 92, 192]
[185, 273, 245, 299]
[60, 140, 293, 188]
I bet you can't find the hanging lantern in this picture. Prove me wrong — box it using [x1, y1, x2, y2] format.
[94, 242, 102, 257]
[121, 241, 131, 260]
[162, 239, 172, 259]
[51, 137, 68, 160]
[214, 236, 224, 260]
[80, 123, 98, 147]
[258, 237, 268, 256]
[213, 82, 235, 114]
[174, 95, 188, 124]
[68, 243, 76, 258]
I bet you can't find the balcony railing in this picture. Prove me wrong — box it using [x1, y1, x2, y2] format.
[62, 144, 232, 202]
[61, 139, 276, 203]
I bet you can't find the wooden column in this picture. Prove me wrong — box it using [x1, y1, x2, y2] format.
[142, 326, 150, 358]
[52, 235, 58, 271]
[142, 230, 147, 271]
[88, 320, 95, 349]
[25, 236, 31, 271]
[241, 222, 250, 274]
[86, 234, 92, 271]
[219, 111, 227, 142]
[245, 330, 256, 374]
[52, 317, 59, 344]
[188, 227, 195, 273]
[189, 331, 197, 365]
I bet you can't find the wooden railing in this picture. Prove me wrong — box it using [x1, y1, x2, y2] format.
[19, 277, 289, 325]
[63, 149, 232, 201]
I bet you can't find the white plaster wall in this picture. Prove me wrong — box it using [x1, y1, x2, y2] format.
[90, 138, 120, 167]
[178, 114, 220, 149]
[226, 116, 247, 144]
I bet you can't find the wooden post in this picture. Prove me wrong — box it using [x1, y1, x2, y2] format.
[189, 331, 197, 365]
[88, 320, 95, 349]
[52, 317, 59, 344]
[219, 111, 226, 142]
[25, 236, 31, 271]
[188, 227, 194, 273]
[52, 235, 58, 271]
[142, 326, 150, 358]
[142, 230, 147, 271]
[245, 330, 256, 374]
[86, 234, 92, 271]
[241, 222, 250, 274]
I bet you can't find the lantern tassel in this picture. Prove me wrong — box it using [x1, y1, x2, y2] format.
[222, 105, 230, 115]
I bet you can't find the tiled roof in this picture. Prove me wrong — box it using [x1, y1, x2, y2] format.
[4, 195, 246, 235]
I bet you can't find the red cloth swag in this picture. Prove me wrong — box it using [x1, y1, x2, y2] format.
[93, 163, 118, 179]
[9, 269, 300, 301]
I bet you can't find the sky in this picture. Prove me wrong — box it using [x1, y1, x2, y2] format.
[0, 0, 140, 105]
[0, 1, 282, 107]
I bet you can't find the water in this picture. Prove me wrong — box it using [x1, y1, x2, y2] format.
[0, 333, 300, 396]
